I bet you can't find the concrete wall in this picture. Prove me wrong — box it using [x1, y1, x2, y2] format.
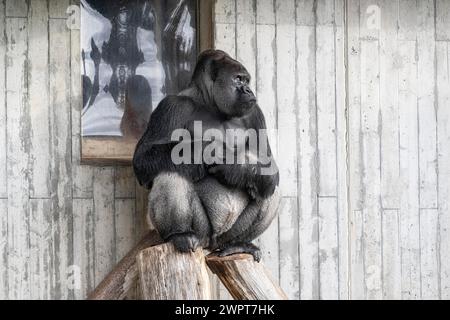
[215, 0, 450, 300]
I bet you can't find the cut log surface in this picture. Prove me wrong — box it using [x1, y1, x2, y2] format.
[137, 243, 212, 300]
[87, 231, 162, 300]
[206, 253, 288, 300]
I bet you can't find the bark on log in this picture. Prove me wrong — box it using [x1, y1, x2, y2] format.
[206, 253, 288, 300]
[87, 231, 162, 300]
[137, 243, 212, 300]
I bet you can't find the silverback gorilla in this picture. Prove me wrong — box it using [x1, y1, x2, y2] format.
[133, 50, 280, 261]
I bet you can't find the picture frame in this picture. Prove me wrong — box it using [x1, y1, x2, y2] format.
[80, 0, 214, 165]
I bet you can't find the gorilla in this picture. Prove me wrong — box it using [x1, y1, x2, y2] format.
[133, 50, 280, 261]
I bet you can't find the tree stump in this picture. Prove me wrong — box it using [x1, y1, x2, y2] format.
[206, 253, 288, 300]
[137, 243, 212, 300]
[88, 231, 162, 300]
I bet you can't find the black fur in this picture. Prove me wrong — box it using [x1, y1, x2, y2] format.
[133, 50, 280, 260]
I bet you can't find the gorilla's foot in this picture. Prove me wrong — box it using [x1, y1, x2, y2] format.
[169, 233, 200, 253]
[217, 243, 261, 262]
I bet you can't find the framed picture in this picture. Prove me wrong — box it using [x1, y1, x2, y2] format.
[80, 0, 214, 164]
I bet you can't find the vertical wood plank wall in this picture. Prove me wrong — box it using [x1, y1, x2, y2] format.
[215, 0, 450, 300]
[0, 0, 449, 300]
[0, 0, 149, 299]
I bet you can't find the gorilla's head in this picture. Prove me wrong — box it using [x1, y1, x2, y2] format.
[192, 50, 257, 118]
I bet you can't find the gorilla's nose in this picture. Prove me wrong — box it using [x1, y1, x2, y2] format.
[241, 86, 254, 96]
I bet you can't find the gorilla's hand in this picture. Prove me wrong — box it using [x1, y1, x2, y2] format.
[207, 164, 241, 186]
[208, 164, 278, 199]
[250, 172, 278, 199]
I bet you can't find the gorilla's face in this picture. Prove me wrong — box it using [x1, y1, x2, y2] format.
[211, 57, 257, 118]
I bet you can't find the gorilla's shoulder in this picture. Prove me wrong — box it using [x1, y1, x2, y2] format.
[154, 95, 197, 114]
[242, 104, 267, 129]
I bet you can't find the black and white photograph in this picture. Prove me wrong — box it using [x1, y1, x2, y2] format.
[81, 0, 197, 140]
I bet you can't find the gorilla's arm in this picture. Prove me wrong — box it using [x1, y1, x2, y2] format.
[208, 106, 279, 199]
[133, 96, 206, 189]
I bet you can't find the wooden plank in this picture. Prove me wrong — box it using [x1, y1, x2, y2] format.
[360, 39, 382, 300]
[347, 0, 363, 211]
[115, 167, 136, 199]
[236, 0, 256, 93]
[347, 0, 365, 299]
[207, 267, 220, 300]
[71, 2, 93, 199]
[398, 40, 420, 300]
[0, 0, 6, 198]
[72, 139, 94, 198]
[316, 24, 337, 197]
[276, 0, 297, 198]
[213, 1, 237, 299]
[207, 253, 288, 300]
[214, 0, 236, 60]
[255, 0, 279, 285]
[256, 0, 275, 25]
[278, 197, 299, 299]
[382, 209, 401, 299]
[275, 0, 298, 300]
[296, 24, 319, 300]
[316, 0, 335, 26]
[49, 0, 70, 19]
[81, 138, 137, 165]
[214, 23, 236, 57]
[437, 42, 450, 299]
[296, 0, 315, 26]
[359, 0, 380, 40]
[73, 199, 95, 300]
[6, 17, 31, 299]
[0, 199, 7, 299]
[256, 0, 277, 130]
[417, 0, 438, 209]
[436, 0, 450, 40]
[350, 210, 365, 299]
[198, 0, 214, 52]
[316, 1, 340, 297]
[5, 0, 27, 17]
[28, 0, 50, 199]
[398, 0, 417, 41]
[88, 231, 161, 300]
[379, 0, 400, 209]
[49, 18, 73, 300]
[134, 181, 149, 238]
[418, 3, 441, 294]
[334, 0, 348, 299]
[29, 199, 52, 300]
[138, 243, 212, 300]
[318, 197, 339, 299]
[420, 209, 439, 299]
[215, 0, 235, 24]
[115, 199, 135, 261]
[93, 167, 115, 287]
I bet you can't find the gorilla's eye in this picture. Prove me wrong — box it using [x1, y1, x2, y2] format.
[235, 75, 248, 85]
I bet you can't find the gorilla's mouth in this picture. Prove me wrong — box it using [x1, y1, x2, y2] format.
[241, 97, 256, 106]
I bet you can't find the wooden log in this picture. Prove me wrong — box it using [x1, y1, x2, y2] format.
[206, 253, 288, 300]
[137, 243, 212, 300]
[87, 231, 162, 300]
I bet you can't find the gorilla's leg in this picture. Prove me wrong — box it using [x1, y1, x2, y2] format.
[194, 177, 249, 236]
[213, 188, 281, 262]
[148, 172, 211, 252]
